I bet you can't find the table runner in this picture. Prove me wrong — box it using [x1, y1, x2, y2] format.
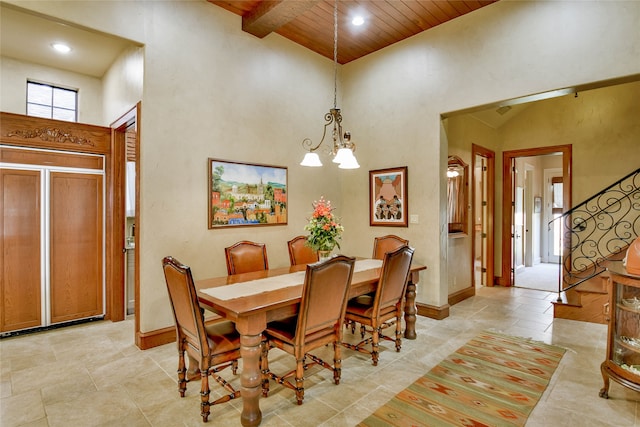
[201, 258, 383, 300]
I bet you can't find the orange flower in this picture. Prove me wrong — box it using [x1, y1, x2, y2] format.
[304, 196, 343, 251]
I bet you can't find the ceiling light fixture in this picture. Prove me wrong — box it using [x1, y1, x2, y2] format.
[352, 16, 364, 26]
[300, 0, 359, 170]
[51, 42, 71, 54]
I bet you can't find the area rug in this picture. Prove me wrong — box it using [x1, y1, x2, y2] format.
[358, 331, 565, 427]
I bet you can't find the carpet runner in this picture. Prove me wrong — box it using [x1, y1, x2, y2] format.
[358, 330, 565, 427]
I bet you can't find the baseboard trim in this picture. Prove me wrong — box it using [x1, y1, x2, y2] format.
[448, 286, 475, 306]
[416, 302, 450, 320]
[136, 326, 175, 350]
[138, 301, 454, 348]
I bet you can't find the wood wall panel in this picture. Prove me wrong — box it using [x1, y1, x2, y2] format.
[0, 112, 110, 154]
[0, 147, 104, 170]
[49, 172, 104, 324]
[1, 169, 42, 332]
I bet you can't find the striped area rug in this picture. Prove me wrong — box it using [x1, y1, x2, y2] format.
[358, 331, 565, 427]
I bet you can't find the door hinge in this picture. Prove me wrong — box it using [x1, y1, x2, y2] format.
[482, 201, 487, 206]
[481, 233, 487, 238]
[481, 268, 487, 273]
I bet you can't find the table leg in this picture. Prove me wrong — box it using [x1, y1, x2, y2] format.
[239, 333, 263, 427]
[404, 273, 417, 340]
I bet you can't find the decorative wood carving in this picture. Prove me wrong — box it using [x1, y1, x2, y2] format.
[7, 127, 94, 146]
[0, 112, 110, 154]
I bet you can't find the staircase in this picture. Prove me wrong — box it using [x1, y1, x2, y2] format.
[552, 168, 640, 324]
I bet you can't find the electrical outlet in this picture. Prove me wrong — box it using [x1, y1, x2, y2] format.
[410, 214, 419, 224]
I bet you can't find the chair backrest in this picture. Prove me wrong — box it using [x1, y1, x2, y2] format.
[287, 235, 319, 266]
[372, 245, 415, 314]
[294, 255, 355, 346]
[162, 256, 209, 359]
[372, 235, 409, 260]
[225, 240, 269, 275]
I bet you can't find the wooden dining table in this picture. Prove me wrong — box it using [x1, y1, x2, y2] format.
[195, 259, 426, 427]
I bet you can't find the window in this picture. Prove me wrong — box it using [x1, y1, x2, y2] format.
[27, 81, 77, 122]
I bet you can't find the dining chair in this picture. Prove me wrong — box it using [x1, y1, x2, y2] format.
[346, 234, 409, 317]
[224, 240, 269, 275]
[162, 256, 241, 422]
[342, 245, 414, 366]
[261, 255, 356, 405]
[287, 235, 319, 265]
[372, 234, 409, 259]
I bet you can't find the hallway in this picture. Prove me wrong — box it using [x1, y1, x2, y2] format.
[516, 262, 561, 293]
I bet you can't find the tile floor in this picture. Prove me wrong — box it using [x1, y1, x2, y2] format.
[2, 286, 639, 426]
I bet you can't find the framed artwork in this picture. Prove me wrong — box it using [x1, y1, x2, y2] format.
[208, 158, 288, 229]
[369, 166, 408, 227]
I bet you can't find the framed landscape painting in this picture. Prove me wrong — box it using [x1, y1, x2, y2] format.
[369, 166, 408, 227]
[208, 159, 288, 229]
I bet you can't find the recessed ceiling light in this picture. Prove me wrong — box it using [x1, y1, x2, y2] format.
[352, 16, 364, 26]
[51, 43, 71, 54]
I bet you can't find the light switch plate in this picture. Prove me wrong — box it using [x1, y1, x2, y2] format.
[410, 214, 419, 224]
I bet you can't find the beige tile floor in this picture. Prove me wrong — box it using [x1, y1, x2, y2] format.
[2, 285, 639, 426]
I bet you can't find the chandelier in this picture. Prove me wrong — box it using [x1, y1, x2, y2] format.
[300, 0, 360, 169]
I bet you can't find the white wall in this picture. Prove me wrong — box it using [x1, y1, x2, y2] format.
[0, 55, 103, 124]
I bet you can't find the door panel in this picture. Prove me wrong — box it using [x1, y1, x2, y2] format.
[50, 171, 104, 323]
[514, 186, 525, 271]
[1, 169, 42, 332]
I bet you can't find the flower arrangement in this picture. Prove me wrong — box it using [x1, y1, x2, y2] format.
[304, 196, 344, 252]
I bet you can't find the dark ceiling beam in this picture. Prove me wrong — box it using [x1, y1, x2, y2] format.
[242, 0, 320, 38]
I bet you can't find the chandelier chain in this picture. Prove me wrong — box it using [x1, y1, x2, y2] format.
[333, 0, 338, 109]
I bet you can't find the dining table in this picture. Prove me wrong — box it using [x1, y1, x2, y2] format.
[196, 258, 426, 427]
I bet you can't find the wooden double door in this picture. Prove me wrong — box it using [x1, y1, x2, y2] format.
[1, 147, 105, 333]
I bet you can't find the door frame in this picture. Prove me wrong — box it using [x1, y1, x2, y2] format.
[471, 144, 495, 287]
[500, 145, 571, 286]
[109, 103, 140, 335]
[543, 168, 564, 263]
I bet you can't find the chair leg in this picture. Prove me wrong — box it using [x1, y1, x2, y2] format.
[177, 350, 187, 397]
[295, 357, 305, 405]
[371, 328, 380, 366]
[333, 342, 342, 385]
[261, 341, 270, 397]
[200, 371, 211, 422]
[395, 316, 402, 352]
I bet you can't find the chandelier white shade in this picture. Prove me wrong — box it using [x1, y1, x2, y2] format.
[300, 0, 360, 169]
[300, 152, 323, 167]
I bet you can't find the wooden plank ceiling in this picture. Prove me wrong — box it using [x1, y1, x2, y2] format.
[208, 0, 498, 64]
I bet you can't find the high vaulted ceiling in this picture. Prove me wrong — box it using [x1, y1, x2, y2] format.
[208, 0, 498, 64]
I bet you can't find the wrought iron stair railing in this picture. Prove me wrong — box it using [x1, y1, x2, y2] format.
[551, 168, 640, 294]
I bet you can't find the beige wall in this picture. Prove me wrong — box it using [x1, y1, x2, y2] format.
[0, 55, 103, 124]
[342, 1, 639, 306]
[4, 0, 640, 333]
[103, 45, 144, 125]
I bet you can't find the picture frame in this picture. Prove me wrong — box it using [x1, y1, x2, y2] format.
[208, 158, 288, 229]
[369, 166, 408, 227]
[534, 196, 542, 214]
